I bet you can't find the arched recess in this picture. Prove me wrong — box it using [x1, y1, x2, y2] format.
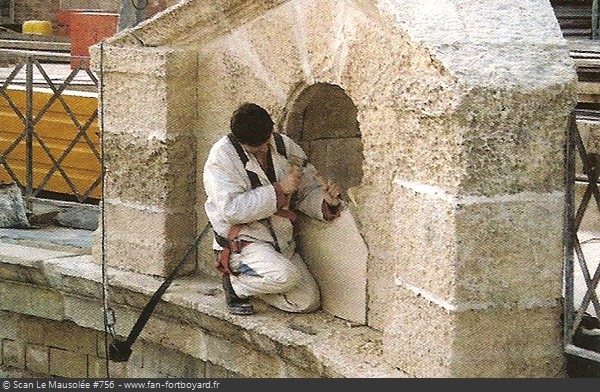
[284, 83, 363, 192]
[282, 83, 368, 325]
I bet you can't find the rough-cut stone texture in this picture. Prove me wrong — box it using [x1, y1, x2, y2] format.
[88, 46, 198, 276]
[0, 244, 406, 378]
[384, 286, 565, 377]
[25, 344, 49, 376]
[0, 183, 29, 229]
[89, 0, 577, 377]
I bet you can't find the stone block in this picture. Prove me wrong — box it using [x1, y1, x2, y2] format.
[87, 355, 109, 378]
[295, 209, 367, 324]
[3, 339, 24, 369]
[0, 182, 30, 229]
[391, 183, 564, 306]
[245, 2, 308, 92]
[0, 311, 19, 340]
[378, 1, 574, 86]
[0, 281, 64, 321]
[454, 193, 564, 306]
[356, 106, 462, 193]
[456, 89, 570, 196]
[48, 348, 87, 378]
[205, 48, 291, 114]
[97, 202, 196, 277]
[364, 255, 396, 332]
[21, 317, 97, 356]
[97, 236, 194, 277]
[205, 361, 228, 378]
[295, 0, 345, 80]
[63, 296, 106, 332]
[25, 344, 49, 375]
[383, 286, 565, 377]
[105, 360, 128, 378]
[204, 333, 282, 378]
[103, 134, 196, 206]
[308, 138, 363, 192]
[40, 256, 103, 303]
[138, 317, 208, 361]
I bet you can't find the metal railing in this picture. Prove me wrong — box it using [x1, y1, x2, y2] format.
[564, 112, 600, 364]
[0, 52, 101, 207]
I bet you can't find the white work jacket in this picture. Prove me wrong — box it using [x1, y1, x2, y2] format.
[203, 133, 327, 258]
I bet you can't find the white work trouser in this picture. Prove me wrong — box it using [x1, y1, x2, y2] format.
[228, 241, 321, 313]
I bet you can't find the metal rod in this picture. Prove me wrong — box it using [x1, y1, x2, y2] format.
[564, 113, 577, 345]
[24, 57, 33, 212]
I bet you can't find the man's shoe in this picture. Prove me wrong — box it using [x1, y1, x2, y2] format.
[222, 274, 254, 315]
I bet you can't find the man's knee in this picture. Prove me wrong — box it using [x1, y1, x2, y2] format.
[269, 262, 301, 292]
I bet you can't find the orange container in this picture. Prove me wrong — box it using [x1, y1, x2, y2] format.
[57, 9, 102, 37]
[70, 12, 119, 69]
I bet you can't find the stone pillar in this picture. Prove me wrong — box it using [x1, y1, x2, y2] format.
[376, 0, 577, 377]
[90, 45, 198, 277]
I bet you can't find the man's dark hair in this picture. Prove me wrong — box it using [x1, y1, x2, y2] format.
[230, 103, 274, 146]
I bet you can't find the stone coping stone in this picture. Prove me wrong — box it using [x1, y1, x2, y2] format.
[0, 241, 407, 378]
[0, 227, 92, 253]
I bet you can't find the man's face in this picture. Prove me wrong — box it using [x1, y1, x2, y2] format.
[242, 136, 271, 155]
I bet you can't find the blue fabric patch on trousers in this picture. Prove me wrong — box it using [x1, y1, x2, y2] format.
[238, 263, 260, 276]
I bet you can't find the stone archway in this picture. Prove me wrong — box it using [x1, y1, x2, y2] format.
[283, 83, 363, 193]
[283, 82, 368, 324]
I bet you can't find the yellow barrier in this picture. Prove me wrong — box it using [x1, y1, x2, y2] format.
[0, 88, 101, 200]
[22, 20, 53, 36]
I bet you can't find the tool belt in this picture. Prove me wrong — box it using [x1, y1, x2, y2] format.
[214, 224, 251, 275]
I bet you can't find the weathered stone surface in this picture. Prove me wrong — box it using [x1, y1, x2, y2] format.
[0, 281, 65, 321]
[55, 207, 99, 231]
[25, 344, 49, 376]
[383, 286, 565, 378]
[87, 0, 576, 378]
[49, 348, 87, 378]
[21, 317, 98, 356]
[0, 183, 29, 229]
[95, 202, 196, 276]
[3, 339, 24, 369]
[0, 245, 406, 378]
[391, 183, 564, 306]
[0, 311, 19, 340]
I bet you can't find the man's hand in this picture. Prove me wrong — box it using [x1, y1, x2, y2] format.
[279, 165, 302, 195]
[323, 180, 342, 206]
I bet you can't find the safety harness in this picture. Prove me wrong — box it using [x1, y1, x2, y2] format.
[214, 132, 290, 275]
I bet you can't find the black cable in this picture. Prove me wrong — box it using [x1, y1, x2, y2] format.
[99, 39, 111, 379]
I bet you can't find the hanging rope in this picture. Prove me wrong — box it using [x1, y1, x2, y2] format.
[97, 34, 212, 366]
[99, 39, 114, 378]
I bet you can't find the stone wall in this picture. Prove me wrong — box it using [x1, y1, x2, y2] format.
[0, 241, 405, 378]
[0, 312, 237, 378]
[92, 0, 577, 377]
[58, 0, 119, 13]
[13, 0, 59, 26]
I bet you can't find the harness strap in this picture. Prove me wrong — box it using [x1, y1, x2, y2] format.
[227, 133, 261, 189]
[273, 132, 286, 158]
[216, 133, 291, 274]
[214, 224, 244, 276]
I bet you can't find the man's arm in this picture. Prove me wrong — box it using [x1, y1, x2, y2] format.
[204, 153, 279, 225]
